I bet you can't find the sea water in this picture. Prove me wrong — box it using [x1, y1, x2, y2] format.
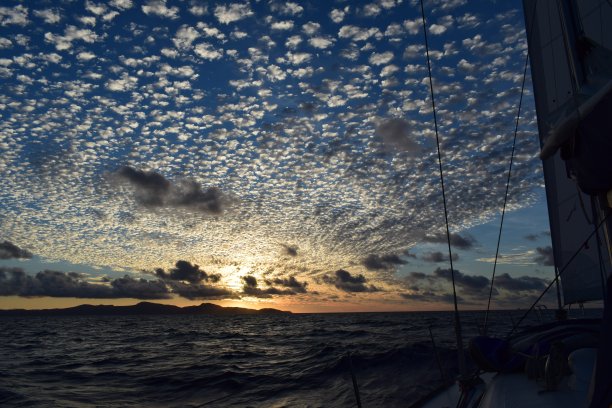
[0, 309, 598, 407]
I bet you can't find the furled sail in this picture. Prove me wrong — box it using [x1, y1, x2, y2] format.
[523, 0, 612, 304]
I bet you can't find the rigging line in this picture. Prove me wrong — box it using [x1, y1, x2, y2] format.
[482, 0, 540, 334]
[482, 51, 530, 335]
[418, 0, 466, 376]
[506, 211, 611, 339]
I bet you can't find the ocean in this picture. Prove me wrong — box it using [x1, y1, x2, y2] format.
[0, 309, 598, 407]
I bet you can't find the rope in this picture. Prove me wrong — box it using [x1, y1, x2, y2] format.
[419, 0, 466, 376]
[482, 51, 530, 335]
[507, 212, 611, 339]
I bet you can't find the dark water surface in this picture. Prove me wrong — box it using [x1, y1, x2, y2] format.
[0, 309, 594, 407]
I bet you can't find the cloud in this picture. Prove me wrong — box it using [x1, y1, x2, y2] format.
[375, 118, 421, 154]
[429, 24, 447, 35]
[44, 25, 99, 51]
[433, 267, 488, 294]
[0, 241, 33, 259]
[321, 269, 379, 293]
[282, 244, 299, 257]
[369, 51, 394, 66]
[400, 291, 461, 303]
[241, 275, 300, 297]
[114, 166, 226, 214]
[533, 246, 554, 266]
[362, 253, 407, 271]
[422, 233, 476, 249]
[0, 268, 171, 299]
[155, 260, 221, 283]
[495, 273, 547, 292]
[141, 0, 179, 19]
[264, 276, 308, 293]
[214, 3, 252, 24]
[169, 281, 237, 300]
[0, 5, 28, 26]
[421, 251, 459, 263]
[33, 9, 61, 24]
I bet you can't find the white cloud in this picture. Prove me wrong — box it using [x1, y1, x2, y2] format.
[271, 20, 294, 31]
[0, 5, 29, 26]
[77, 51, 96, 61]
[44, 26, 99, 51]
[142, 0, 179, 19]
[214, 3, 253, 24]
[369, 51, 394, 66]
[194, 42, 223, 60]
[33, 9, 61, 24]
[285, 52, 311, 65]
[85, 1, 107, 16]
[429, 24, 447, 35]
[110, 0, 134, 10]
[302, 22, 320, 36]
[363, 4, 381, 17]
[106, 73, 138, 91]
[266, 65, 286, 82]
[338, 25, 382, 41]
[189, 5, 207, 16]
[403, 19, 421, 35]
[173, 26, 199, 49]
[457, 58, 476, 72]
[0, 37, 12, 48]
[285, 35, 302, 49]
[309, 37, 334, 49]
[330, 8, 346, 23]
[271, 2, 303, 16]
[380, 64, 400, 77]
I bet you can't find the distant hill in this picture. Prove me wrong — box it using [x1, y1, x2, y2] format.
[0, 302, 291, 317]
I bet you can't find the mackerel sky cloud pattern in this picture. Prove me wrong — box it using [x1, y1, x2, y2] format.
[0, 0, 543, 304]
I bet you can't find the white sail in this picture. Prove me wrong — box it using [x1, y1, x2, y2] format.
[523, 0, 612, 304]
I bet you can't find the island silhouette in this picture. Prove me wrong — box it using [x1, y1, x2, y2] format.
[0, 302, 291, 316]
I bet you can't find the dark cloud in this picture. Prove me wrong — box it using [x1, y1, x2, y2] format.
[321, 269, 379, 293]
[400, 291, 463, 304]
[421, 251, 459, 263]
[524, 233, 539, 242]
[375, 118, 421, 154]
[433, 267, 489, 294]
[264, 276, 308, 293]
[408, 271, 427, 280]
[169, 281, 238, 300]
[116, 166, 170, 206]
[109, 276, 171, 299]
[422, 233, 476, 249]
[0, 268, 171, 299]
[0, 267, 239, 301]
[282, 244, 299, 257]
[155, 260, 221, 284]
[534, 246, 554, 266]
[241, 275, 302, 297]
[0, 241, 33, 260]
[362, 253, 407, 271]
[115, 166, 225, 214]
[495, 273, 547, 292]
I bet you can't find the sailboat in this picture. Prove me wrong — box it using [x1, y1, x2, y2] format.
[419, 0, 612, 407]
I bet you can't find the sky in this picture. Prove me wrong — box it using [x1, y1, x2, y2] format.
[0, 0, 558, 313]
